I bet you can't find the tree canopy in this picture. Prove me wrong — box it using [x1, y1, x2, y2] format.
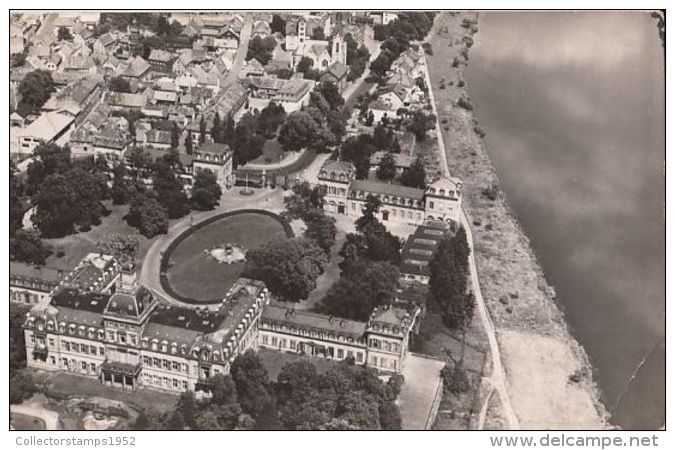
[19, 70, 55, 108]
[244, 238, 327, 302]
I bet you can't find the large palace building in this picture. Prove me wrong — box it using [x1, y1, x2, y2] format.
[317, 160, 463, 227]
[23, 256, 420, 394]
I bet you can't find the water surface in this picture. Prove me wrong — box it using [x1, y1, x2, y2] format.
[465, 11, 665, 429]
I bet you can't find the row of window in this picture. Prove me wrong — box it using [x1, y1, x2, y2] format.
[260, 323, 363, 344]
[62, 339, 106, 357]
[370, 355, 398, 370]
[141, 373, 189, 391]
[368, 338, 402, 353]
[33, 353, 98, 376]
[10, 289, 45, 304]
[262, 334, 365, 363]
[141, 355, 189, 374]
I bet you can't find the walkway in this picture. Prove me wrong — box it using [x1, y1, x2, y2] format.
[139, 187, 284, 308]
[221, 16, 253, 89]
[423, 14, 520, 430]
[398, 354, 446, 430]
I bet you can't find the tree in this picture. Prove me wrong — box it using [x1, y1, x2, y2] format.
[10, 230, 50, 265]
[211, 112, 222, 143]
[257, 102, 286, 138]
[369, 53, 392, 78]
[340, 134, 376, 179]
[296, 56, 314, 74]
[19, 70, 55, 108]
[184, 134, 193, 155]
[278, 111, 322, 151]
[199, 116, 207, 146]
[126, 193, 168, 238]
[109, 76, 131, 93]
[10, 163, 25, 237]
[152, 156, 190, 219]
[32, 167, 109, 237]
[400, 156, 427, 189]
[304, 209, 337, 254]
[429, 228, 474, 330]
[271, 15, 286, 35]
[10, 371, 36, 405]
[95, 234, 139, 262]
[231, 351, 275, 424]
[409, 111, 436, 141]
[244, 238, 327, 302]
[282, 182, 326, 220]
[57, 26, 73, 41]
[318, 260, 399, 321]
[190, 171, 222, 211]
[246, 35, 277, 65]
[25, 143, 71, 196]
[10, 304, 29, 377]
[376, 152, 397, 181]
[111, 164, 130, 205]
[355, 194, 382, 233]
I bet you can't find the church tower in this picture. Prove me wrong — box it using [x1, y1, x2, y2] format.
[331, 33, 347, 65]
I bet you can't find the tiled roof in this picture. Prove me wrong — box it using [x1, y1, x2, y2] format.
[350, 179, 425, 200]
[262, 304, 367, 338]
[10, 262, 63, 284]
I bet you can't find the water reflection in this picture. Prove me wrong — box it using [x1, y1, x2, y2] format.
[465, 11, 665, 429]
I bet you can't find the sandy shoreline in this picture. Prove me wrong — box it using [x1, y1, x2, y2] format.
[426, 11, 610, 429]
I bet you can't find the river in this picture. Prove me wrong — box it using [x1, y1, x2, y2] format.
[465, 11, 665, 429]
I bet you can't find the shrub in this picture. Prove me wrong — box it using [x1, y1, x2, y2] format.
[441, 363, 470, 394]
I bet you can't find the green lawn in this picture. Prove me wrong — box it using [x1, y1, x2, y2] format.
[165, 212, 289, 302]
[44, 372, 178, 413]
[42, 202, 155, 272]
[249, 139, 285, 165]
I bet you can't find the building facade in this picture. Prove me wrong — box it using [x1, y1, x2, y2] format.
[316, 160, 463, 227]
[24, 270, 270, 394]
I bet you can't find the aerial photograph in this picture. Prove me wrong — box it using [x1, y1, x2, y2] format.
[7, 8, 665, 437]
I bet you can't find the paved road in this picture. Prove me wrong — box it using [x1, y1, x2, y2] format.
[423, 13, 520, 430]
[221, 16, 253, 89]
[139, 188, 283, 309]
[34, 12, 57, 44]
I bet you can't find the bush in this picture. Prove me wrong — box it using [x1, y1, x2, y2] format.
[481, 184, 499, 201]
[441, 363, 470, 394]
[457, 96, 473, 111]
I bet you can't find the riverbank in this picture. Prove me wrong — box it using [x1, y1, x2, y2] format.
[426, 12, 609, 429]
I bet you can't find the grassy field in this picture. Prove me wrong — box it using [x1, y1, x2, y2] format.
[165, 212, 288, 301]
[42, 372, 178, 413]
[42, 202, 155, 272]
[249, 139, 285, 165]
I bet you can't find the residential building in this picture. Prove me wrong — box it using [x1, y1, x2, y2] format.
[16, 110, 76, 154]
[192, 142, 234, 189]
[259, 303, 419, 373]
[320, 62, 349, 92]
[317, 159, 463, 227]
[10, 263, 63, 305]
